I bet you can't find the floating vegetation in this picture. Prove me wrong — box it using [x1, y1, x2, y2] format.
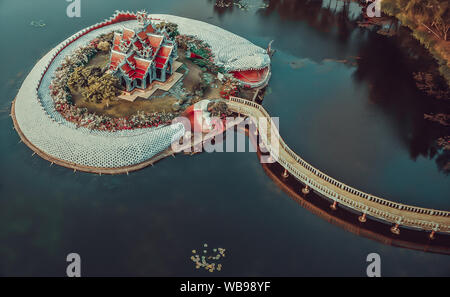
[30, 20, 46, 28]
[289, 60, 305, 70]
[190, 244, 226, 273]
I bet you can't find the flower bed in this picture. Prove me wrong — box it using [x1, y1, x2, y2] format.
[176, 34, 225, 74]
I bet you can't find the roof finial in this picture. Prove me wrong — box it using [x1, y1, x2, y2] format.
[137, 10, 150, 27]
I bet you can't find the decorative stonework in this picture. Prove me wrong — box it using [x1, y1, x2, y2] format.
[109, 11, 178, 92]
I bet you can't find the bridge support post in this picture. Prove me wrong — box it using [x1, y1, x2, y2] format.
[429, 230, 436, 240]
[358, 213, 367, 223]
[282, 169, 289, 178]
[330, 201, 338, 211]
[390, 224, 400, 235]
[301, 185, 310, 195]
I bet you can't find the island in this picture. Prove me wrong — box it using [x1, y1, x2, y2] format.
[12, 10, 271, 173]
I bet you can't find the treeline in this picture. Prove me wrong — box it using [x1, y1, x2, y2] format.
[382, 0, 450, 85]
[382, 0, 449, 41]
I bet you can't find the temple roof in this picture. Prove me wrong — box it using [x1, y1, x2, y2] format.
[159, 45, 173, 58]
[109, 21, 175, 83]
[145, 23, 155, 34]
[109, 51, 126, 71]
[154, 56, 167, 69]
[122, 28, 136, 41]
[147, 35, 163, 51]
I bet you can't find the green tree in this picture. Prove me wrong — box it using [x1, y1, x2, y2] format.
[155, 22, 180, 39]
[432, 1, 449, 41]
[68, 66, 102, 90]
[403, 0, 449, 41]
[81, 74, 120, 105]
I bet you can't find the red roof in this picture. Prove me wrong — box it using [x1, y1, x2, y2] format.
[109, 51, 126, 70]
[135, 58, 151, 72]
[158, 46, 172, 57]
[155, 56, 167, 69]
[127, 54, 136, 66]
[134, 40, 143, 50]
[110, 23, 174, 85]
[148, 35, 163, 50]
[119, 56, 152, 80]
[113, 34, 122, 51]
[121, 63, 133, 74]
[137, 31, 148, 41]
[145, 24, 155, 34]
[133, 70, 146, 79]
[122, 28, 135, 41]
[231, 68, 269, 84]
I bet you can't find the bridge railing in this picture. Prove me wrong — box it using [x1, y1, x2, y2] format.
[227, 97, 450, 232]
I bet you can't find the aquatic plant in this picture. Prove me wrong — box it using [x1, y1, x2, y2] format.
[190, 244, 226, 273]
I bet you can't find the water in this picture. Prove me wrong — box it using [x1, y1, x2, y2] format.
[0, 0, 449, 276]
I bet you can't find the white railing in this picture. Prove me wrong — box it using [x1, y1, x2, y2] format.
[227, 96, 450, 233]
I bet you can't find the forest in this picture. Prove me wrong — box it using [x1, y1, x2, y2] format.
[382, 0, 449, 83]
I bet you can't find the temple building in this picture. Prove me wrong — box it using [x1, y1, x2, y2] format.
[108, 11, 178, 93]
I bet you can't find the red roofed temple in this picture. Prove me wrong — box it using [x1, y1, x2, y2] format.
[108, 11, 178, 93]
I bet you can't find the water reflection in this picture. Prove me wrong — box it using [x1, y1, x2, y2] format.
[0, 0, 449, 276]
[210, 0, 236, 15]
[353, 32, 450, 174]
[213, 0, 449, 174]
[260, 0, 360, 38]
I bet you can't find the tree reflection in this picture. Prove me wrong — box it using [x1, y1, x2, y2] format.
[209, 0, 240, 16]
[351, 25, 449, 174]
[208, 0, 450, 173]
[262, 0, 450, 173]
[260, 0, 358, 39]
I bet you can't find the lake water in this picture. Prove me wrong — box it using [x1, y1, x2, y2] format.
[0, 0, 448, 276]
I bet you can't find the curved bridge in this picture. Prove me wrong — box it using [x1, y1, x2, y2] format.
[226, 96, 450, 236]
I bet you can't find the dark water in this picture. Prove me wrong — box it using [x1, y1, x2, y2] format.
[0, 0, 449, 276]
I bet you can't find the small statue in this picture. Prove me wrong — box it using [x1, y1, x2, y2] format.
[137, 10, 150, 26]
[267, 40, 275, 58]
